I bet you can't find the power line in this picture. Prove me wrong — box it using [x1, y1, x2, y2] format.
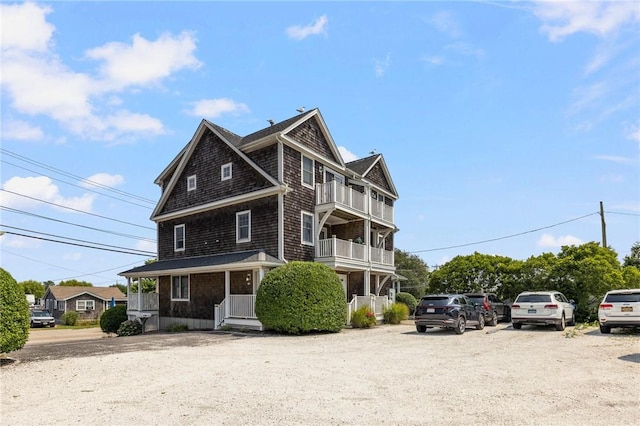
[1, 206, 156, 243]
[0, 229, 156, 256]
[0, 148, 156, 204]
[0, 189, 155, 230]
[2, 159, 154, 210]
[606, 211, 640, 217]
[410, 212, 600, 254]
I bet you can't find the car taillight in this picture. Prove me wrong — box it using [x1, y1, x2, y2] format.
[484, 301, 490, 311]
[544, 304, 558, 309]
[599, 303, 613, 310]
[511, 304, 520, 309]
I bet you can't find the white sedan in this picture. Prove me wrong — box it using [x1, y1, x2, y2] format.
[511, 291, 576, 331]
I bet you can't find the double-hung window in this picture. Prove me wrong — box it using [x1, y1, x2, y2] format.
[171, 276, 189, 301]
[174, 224, 185, 252]
[221, 163, 232, 181]
[301, 212, 314, 246]
[187, 175, 197, 191]
[76, 300, 95, 310]
[301, 155, 314, 188]
[236, 210, 251, 243]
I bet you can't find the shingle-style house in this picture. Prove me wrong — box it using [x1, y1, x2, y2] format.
[43, 286, 127, 322]
[120, 108, 399, 330]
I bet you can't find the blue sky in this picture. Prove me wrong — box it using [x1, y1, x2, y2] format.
[1, 1, 638, 286]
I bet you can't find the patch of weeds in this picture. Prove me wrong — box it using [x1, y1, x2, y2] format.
[168, 323, 189, 332]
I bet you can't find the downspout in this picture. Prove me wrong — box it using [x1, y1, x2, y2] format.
[276, 134, 288, 263]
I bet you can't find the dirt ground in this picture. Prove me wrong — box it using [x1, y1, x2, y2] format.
[1, 322, 639, 425]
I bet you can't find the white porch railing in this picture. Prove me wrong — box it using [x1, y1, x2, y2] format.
[228, 295, 256, 318]
[346, 294, 391, 324]
[127, 293, 159, 311]
[316, 237, 366, 262]
[371, 200, 394, 223]
[316, 181, 367, 214]
[370, 247, 394, 266]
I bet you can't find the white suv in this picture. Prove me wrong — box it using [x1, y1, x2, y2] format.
[598, 289, 640, 334]
[511, 291, 576, 331]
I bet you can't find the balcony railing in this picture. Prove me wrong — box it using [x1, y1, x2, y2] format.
[316, 181, 367, 214]
[228, 295, 256, 319]
[371, 200, 394, 223]
[316, 237, 394, 266]
[127, 293, 159, 311]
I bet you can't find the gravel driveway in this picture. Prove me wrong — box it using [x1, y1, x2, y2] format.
[2, 323, 638, 425]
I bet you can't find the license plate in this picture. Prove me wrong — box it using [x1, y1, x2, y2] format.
[528, 309, 536, 314]
[621, 307, 633, 312]
[427, 308, 435, 313]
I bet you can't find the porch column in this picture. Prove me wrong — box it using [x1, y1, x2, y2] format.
[137, 276, 142, 313]
[364, 270, 370, 296]
[127, 277, 132, 310]
[224, 270, 230, 318]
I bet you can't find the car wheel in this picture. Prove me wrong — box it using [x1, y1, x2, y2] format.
[488, 311, 498, 326]
[555, 314, 566, 331]
[568, 312, 576, 326]
[454, 317, 466, 334]
[416, 325, 427, 333]
[50, 323, 55, 328]
[30, 321, 34, 328]
[476, 314, 485, 330]
[599, 324, 611, 334]
[512, 322, 522, 330]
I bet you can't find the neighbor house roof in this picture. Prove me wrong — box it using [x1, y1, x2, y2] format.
[120, 250, 285, 278]
[47, 286, 127, 301]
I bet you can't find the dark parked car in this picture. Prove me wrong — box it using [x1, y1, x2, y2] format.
[464, 293, 510, 326]
[414, 294, 485, 334]
[30, 310, 55, 328]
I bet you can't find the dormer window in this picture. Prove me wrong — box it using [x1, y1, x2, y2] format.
[301, 155, 314, 188]
[187, 175, 196, 191]
[221, 163, 232, 181]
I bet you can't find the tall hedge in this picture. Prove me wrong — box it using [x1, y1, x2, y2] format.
[255, 262, 347, 334]
[0, 268, 30, 354]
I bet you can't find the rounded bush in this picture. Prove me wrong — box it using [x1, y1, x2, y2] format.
[383, 302, 409, 324]
[395, 292, 417, 315]
[350, 305, 377, 328]
[100, 305, 128, 334]
[61, 311, 78, 326]
[255, 261, 347, 334]
[117, 320, 143, 336]
[0, 268, 30, 354]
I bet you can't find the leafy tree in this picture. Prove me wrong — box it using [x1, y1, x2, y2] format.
[623, 242, 640, 269]
[429, 252, 516, 298]
[0, 268, 30, 354]
[58, 279, 93, 287]
[622, 266, 640, 288]
[110, 283, 127, 294]
[130, 278, 157, 293]
[255, 261, 346, 334]
[19, 280, 45, 299]
[394, 249, 430, 298]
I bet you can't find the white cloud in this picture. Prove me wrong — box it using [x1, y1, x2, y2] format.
[187, 98, 250, 118]
[374, 54, 391, 78]
[426, 11, 461, 38]
[80, 173, 125, 189]
[1, 119, 44, 140]
[338, 146, 358, 163]
[0, 234, 41, 249]
[445, 42, 484, 58]
[593, 155, 634, 164]
[135, 240, 157, 253]
[533, 1, 640, 42]
[286, 15, 328, 40]
[0, 2, 54, 52]
[105, 111, 165, 136]
[0, 176, 95, 212]
[626, 125, 640, 144]
[86, 32, 201, 90]
[537, 233, 583, 248]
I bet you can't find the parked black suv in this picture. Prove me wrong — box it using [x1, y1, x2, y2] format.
[414, 294, 485, 334]
[464, 293, 510, 326]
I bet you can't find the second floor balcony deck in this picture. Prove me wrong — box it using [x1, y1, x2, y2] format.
[316, 181, 394, 224]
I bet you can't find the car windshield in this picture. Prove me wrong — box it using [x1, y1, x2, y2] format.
[516, 294, 551, 303]
[467, 296, 484, 303]
[605, 293, 640, 303]
[420, 297, 450, 305]
[31, 311, 49, 317]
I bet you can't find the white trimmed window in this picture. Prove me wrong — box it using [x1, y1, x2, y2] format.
[187, 175, 197, 191]
[56, 301, 65, 311]
[171, 276, 189, 301]
[174, 224, 185, 252]
[301, 212, 314, 245]
[301, 155, 314, 188]
[236, 210, 251, 243]
[221, 163, 232, 181]
[76, 300, 95, 310]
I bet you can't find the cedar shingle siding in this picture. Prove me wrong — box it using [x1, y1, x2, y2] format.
[287, 117, 338, 163]
[366, 162, 393, 198]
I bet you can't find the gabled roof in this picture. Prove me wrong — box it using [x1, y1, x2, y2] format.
[119, 250, 284, 277]
[346, 154, 399, 198]
[45, 286, 126, 302]
[241, 109, 316, 146]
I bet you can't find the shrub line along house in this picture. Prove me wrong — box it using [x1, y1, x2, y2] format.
[120, 108, 399, 330]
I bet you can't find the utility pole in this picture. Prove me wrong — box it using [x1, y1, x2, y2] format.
[599, 201, 607, 248]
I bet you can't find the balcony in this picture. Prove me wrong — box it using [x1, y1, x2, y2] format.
[316, 181, 394, 225]
[316, 237, 394, 267]
[127, 293, 159, 312]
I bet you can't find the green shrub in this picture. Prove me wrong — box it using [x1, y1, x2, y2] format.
[350, 305, 377, 328]
[100, 305, 128, 334]
[117, 320, 143, 336]
[168, 323, 188, 332]
[395, 292, 417, 315]
[383, 302, 409, 324]
[255, 261, 347, 334]
[0, 268, 30, 354]
[61, 311, 78, 326]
